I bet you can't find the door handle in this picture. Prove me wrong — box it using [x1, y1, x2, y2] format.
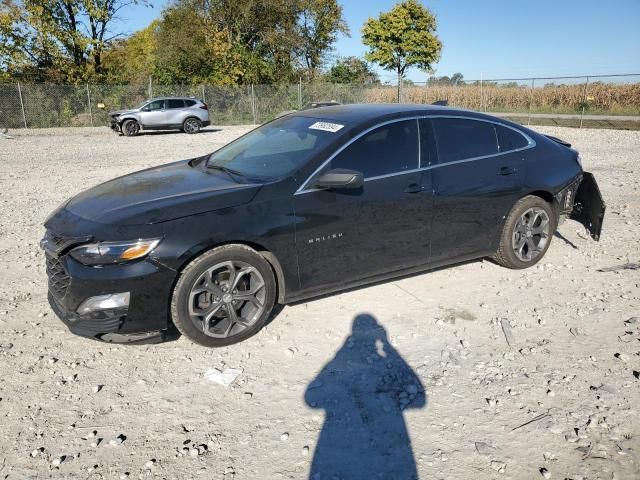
[498, 166, 517, 176]
[404, 183, 424, 194]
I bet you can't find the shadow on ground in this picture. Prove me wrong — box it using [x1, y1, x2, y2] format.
[305, 313, 426, 480]
[119, 128, 222, 137]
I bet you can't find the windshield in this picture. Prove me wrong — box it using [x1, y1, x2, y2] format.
[207, 116, 345, 180]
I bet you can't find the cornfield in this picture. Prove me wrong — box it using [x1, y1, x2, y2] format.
[367, 81, 640, 115]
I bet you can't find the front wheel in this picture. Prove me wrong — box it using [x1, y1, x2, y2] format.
[492, 195, 556, 269]
[121, 119, 140, 137]
[171, 245, 276, 347]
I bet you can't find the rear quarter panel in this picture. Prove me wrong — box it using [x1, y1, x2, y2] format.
[522, 134, 582, 195]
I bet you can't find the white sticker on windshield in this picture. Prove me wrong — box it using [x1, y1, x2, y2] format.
[309, 121, 344, 133]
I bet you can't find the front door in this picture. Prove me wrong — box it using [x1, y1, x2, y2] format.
[138, 99, 166, 127]
[426, 117, 527, 263]
[294, 119, 434, 293]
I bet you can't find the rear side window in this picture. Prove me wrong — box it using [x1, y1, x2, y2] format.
[185, 100, 197, 107]
[167, 99, 185, 109]
[496, 124, 528, 151]
[433, 118, 498, 163]
[329, 120, 419, 178]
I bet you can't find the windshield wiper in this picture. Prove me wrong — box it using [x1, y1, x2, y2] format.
[206, 164, 246, 181]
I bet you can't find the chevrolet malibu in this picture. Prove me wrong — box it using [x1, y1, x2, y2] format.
[42, 104, 605, 347]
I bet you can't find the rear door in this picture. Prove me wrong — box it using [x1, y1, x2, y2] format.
[165, 99, 186, 126]
[294, 119, 434, 292]
[428, 117, 527, 263]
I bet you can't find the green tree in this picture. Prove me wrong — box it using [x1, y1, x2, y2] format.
[327, 56, 379, 84]
[151, 1, 243, 85]
[451, 72, 464, 84]
[297, 0, 349, 79]
[427, 72, 464, 85]
[0, 0, 150, 82]
[362, 0, 442, 101]
[103, 21, 158, 84]
[205, 0, 301, 84]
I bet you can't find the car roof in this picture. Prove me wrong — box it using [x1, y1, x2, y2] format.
[294, 103, 501, 124]
[148, 96, 201, 102]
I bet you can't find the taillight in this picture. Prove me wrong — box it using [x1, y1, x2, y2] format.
[200, 103, 208, 110]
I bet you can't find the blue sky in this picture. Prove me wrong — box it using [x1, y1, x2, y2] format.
[116, 0, 640, 83]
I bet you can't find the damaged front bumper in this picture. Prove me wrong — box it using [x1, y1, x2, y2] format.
[559, 172, 605, 241]
[110, 116, 122, 133]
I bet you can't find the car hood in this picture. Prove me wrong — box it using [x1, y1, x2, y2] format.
[63, 157, 263, 225]
[109, 109, 138, 116]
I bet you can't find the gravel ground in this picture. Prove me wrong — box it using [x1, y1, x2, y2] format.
[0, 125, 638, 479]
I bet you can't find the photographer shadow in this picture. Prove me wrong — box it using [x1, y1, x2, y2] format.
[305, 313, 426, 480]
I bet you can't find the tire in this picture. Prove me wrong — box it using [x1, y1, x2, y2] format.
[171, 244, 277, 347]
[121, 119, 140, 137]
[492, 195, 557, 269]
[183, 117, 202, 134]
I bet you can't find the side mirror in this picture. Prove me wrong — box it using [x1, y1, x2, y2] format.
[313, 169, 364, 190]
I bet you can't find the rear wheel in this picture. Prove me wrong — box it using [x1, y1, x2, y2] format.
[171, 245, 276, 347]
[493, 195, 556, 269]
[121, 119, 140, 137]
[183, 117, 202, 134]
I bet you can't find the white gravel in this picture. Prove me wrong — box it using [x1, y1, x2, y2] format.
[0, 125, 638, 479]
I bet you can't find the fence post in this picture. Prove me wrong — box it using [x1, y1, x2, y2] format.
[148, 76, 153, 99]
[528, 78, 535, 126]
[251, 84, 257, 124]
[17, 82, 27, 128]
[298, 77, 302, 109]
[201, 85, 206, 103]
[580, 76, 590, 128]
[86, 83, 94, 127]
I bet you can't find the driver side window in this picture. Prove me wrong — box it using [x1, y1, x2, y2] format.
[325, 119, 419, 179]
[142, 100, 165, 112]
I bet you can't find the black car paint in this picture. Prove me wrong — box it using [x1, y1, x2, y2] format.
[43, 104, 603, 342]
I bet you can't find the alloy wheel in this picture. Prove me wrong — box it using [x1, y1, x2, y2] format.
[187, 260, 266, 338]
[512, 207, 550, 262]
[184, 119, 200, 134]
[124, 121, 139, 136]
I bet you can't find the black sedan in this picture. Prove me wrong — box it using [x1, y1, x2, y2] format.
[42, 104, 605, 347]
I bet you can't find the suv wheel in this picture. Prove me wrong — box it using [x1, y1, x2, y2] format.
[171, 245, 277, 347]
[183, 118, 202, 134]
[493, 195, 556, 269]
[121, 119, 140, 137]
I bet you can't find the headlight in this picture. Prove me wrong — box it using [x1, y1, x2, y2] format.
[576, 154, 583, 168]
[69, 238, 161, 266]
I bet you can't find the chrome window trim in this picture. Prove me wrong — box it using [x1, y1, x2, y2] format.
[294, 114, 535, 195]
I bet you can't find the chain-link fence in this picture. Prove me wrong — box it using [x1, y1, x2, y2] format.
[1, 74, 639, 129]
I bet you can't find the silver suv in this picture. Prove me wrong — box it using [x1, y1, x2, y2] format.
[109, 97, 210, 136]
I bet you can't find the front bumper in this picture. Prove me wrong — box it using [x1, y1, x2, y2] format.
[110, 117, 121, 132]
[45, 245, 178, 343]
